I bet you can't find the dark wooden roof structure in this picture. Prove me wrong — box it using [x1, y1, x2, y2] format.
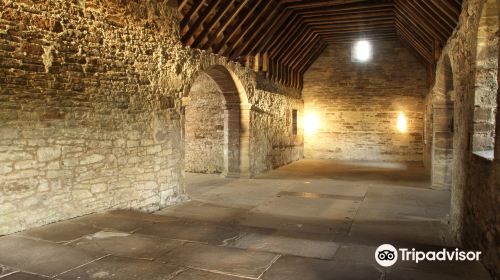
[178, 0, 463, 88]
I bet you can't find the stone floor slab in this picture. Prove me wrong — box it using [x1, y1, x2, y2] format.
[261, 256, 382, 280]
[172, 269, 246, 280]
[229, 232, 339, 259]
[332, 243, 378, 266]
[238, 196, 356, 234]
[69, 231, 184, 260]
[159, 243, 278, 278]
[0, 264, 17, 277]
[0, 272, 51, 280]
[288, 181, 368, 199]
[136, 220, 239, 245]
[387, 266, 491, 280]
[16, 221, 100, 243]
[0, 236, 104, 277]
[347, 219, 451, 247]
[155, 201, 247, 224]
[189, 182, 292, 209]
[70, 213, 156, 232]
[57, 255, 182, 280]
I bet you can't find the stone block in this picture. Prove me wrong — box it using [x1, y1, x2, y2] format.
[37, 147, 61, 162]
[80, 154, 106, 165]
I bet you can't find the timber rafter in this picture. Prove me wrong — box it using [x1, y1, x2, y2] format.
[178, 0, 462, 89]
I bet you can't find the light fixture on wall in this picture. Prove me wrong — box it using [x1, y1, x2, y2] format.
[352, 40, 372, 62]
[304, 112, 320, 135]
[397, 111, 408, 133]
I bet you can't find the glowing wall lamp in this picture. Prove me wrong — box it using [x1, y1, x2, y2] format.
[397, 111, 408, 133]
[304, 113, 320, 135]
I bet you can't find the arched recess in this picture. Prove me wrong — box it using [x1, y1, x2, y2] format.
[472, 0, 499, 160]
[431, 54, 455, 190]
[183, 65, 251, 178]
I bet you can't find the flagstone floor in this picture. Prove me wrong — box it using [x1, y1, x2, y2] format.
[0, 160, 492, 280]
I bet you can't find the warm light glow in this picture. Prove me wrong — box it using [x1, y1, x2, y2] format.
[304, 113, 320, 135]
[397, 112, 408, 133]
[353, 40, 372, 62]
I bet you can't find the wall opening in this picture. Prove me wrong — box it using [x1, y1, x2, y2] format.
[183, 65, 250, 178]
[431, 55, 455, 190]
[292, 109, 298, 136]
[472, 0, 499, 160]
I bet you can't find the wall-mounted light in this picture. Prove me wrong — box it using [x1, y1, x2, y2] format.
[352, 40, 372, 62]
[304, 112, 320, 135]
[397, 111, 408, 133]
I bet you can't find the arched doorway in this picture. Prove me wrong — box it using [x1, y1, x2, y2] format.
[472, 0, 498, 159]
[432, 55, 455, 190]
[183, 65, 251, 178]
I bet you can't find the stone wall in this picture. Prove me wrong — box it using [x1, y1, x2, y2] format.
[302, 41, 427, 161]
[423, 0, 499, 277]
[251, 76, 304, 174]
[0, 0, 303, 234]
[185, 73, 224, 173]
[473, 0, 498, 153]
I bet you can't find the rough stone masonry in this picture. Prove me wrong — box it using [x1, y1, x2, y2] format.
[0, 0, 303, 234]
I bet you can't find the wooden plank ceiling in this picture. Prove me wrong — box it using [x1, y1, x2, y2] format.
[178, 0, 462, 89]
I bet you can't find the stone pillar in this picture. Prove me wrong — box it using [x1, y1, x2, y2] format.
[432, 103, 454, 190]
[239, 104, 252, 178]
[223, 103, 240, 178]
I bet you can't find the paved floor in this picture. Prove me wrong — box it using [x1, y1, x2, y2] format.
[0, 160, 492, 279]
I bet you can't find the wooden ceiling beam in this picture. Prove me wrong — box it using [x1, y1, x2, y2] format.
[394, 4, 435, 44]
[182, 0, 221, 45]
[211, 0, 264, 53]
[201, 0, 252, 51]
[403, 0, 450, 41]
[246, 8, 293, 55]
[281, 0, 366, 9]
[288, 35, 322, 69]
[277, 28, 314, 65]
[269, 18, 309, 60]
[437, 0, 462, 19]
[395, 18, 432, 54]
[266, 14, 303, 57]
[396, 2, 443, 43]
[255, 10, 298, 55]
[281, 31, 319, 66]
[323, 33, 398, 43]
[318, 28, 396, 38]
[324, 36, 398, 44]
[225, 0, 276, 58]
[191, 0, 236, 49]
[308, 20, 394, 30]
[303, 16, 394, 26]
[301, 11, 394, 23]
[180, 0, 205, 33]
[231, 0, 283, 59]
[395, 22, 433, 64]
[311, 23, 394, 32]
[418, 0, 456, 31]
[286, 1, 393, 12]
[297, 42, 327, 75]
[178, 0, 189, 13]
[296, 5, 393, 16]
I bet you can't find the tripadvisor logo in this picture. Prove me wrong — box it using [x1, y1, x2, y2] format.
[375, 244, 482, 267]
[375, 244, 398, 267]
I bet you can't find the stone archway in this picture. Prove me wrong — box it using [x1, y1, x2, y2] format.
[431, 54, 455, 190]
[183, 65, 251, 178]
